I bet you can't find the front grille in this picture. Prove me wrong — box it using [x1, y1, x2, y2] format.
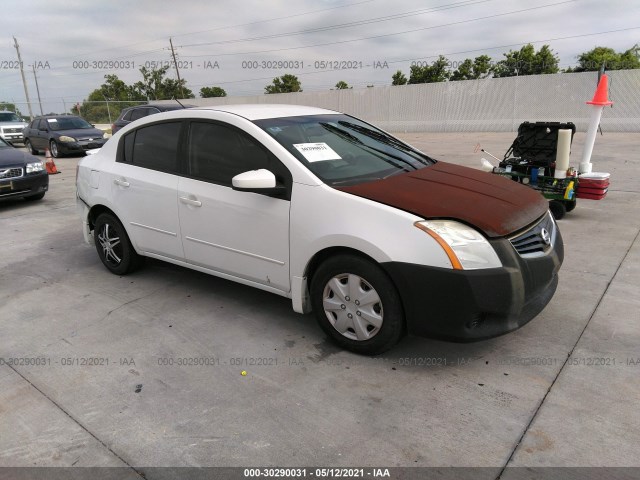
[5, 128, 22, 133]
[510, 212, 556, 258]
[0, 167, 23, 180]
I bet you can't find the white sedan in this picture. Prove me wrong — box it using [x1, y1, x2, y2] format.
[76, 104, 563, 355]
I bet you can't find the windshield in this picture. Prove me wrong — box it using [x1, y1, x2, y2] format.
[255, 114, 435, 186]
[0, 137, 11, 148]
[47, 117, 93, 131]
[0, 112, 22, 122]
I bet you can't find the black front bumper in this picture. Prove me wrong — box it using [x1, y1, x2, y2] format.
[59, 139, 106, 154]
[382, 227, 564, 342]
[0, 171, 49, 200]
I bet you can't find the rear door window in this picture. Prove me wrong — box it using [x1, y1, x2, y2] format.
[120, 121, 182, 174]
[130, 108, 151, 121]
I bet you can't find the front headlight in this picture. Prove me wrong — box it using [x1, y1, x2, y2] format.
[102, 132, 109, 139]
[414, 220, 502, 270]
[26, 161, 45, 173]
[59, 135, 76, 142]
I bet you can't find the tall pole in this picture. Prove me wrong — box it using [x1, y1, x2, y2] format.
[102, 93, 112, 124]
[13, 37, 34, 119]
[32, 65, 44, 115]
[169, 37, 185, 99]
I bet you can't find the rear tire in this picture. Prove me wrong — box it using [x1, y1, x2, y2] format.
[94, 213, 144, 275]
[25, 139, 38, 155]
[310, 254, 405, 355]
[564, 200, 577, 213]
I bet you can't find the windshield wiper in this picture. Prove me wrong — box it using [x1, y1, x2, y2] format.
[319, 123, 412, 173]
[338, 121, 434, 165]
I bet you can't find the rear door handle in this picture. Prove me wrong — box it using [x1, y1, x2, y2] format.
[179, 196, 202, 207]
[113, 178, 130, 187]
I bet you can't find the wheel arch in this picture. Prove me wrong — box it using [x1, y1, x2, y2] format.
[304, 246, 379, 287]
[298, 246, 405, 328]
[87, 204, 118, 232]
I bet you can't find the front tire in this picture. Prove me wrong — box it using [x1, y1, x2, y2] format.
[310, 254, 405, 355]
[49, 140, 61, 158]
[94, 213, 143, 275]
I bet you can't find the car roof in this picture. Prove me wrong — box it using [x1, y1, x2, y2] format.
[191, 104, 340, 121]
[34, 115, 81, 120]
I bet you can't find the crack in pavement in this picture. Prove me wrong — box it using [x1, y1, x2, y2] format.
[4, 364, 144, 477]
[496, 226, 640, 479]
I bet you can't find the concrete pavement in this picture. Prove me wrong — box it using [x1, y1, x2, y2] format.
[0, 132, 638, 478]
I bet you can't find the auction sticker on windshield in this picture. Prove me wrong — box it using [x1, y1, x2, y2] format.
[293, 142, 341, 162]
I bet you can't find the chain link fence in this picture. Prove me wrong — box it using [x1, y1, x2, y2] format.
[3, 100, 148, 126]
[5, 70, 638, 132]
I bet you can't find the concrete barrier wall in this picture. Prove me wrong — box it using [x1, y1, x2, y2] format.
[164, 70, 640, 133]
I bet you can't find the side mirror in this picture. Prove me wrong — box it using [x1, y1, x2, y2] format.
[232, 169, 286, 196]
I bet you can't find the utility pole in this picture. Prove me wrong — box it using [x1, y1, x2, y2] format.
[13, 37, 34, 119]
[169, 38, 185, 99]
[32, 65, 44, 115]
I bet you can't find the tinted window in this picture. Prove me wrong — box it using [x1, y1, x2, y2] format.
[122, 110, 133, 121]
[187, 122, 279, 186]
[130, 108, 150, 121]
[130, 122, 181, 173]
[122, 132, 135, 163]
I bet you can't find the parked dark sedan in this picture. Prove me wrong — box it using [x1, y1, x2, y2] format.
[23, 115, 107, 158]
[111, 103, 196, 134]
[0, 136, 48, 201]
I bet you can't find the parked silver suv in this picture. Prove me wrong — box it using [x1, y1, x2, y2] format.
[0, 111, 28, 145]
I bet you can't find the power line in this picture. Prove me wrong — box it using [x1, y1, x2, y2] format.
[178, 0, 493, 48]
[11, 0, 378, 65]
[180, 0, 579, 58]
[17, 25, 639, 102]
[182, 26, 640, 88]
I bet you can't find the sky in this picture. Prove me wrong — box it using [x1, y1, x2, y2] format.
[1, 0, 637, 116]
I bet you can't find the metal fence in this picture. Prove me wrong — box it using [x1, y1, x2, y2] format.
[5, 70, 637, 132]
[159, 70, 640, 133]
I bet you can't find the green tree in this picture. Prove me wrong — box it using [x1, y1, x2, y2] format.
[569, 46, 640, 72]
[408, 56, 451, 84]
[265, 74, 302, 94]
[200, 86, 227, 98]
[494, 44, 559, 77]
[81, 74, 145, 123]
[334, 80, 351, 90]
[450, 55, 493, 81]
[391, 70, 407, 85]
[132, 66, 195, 100]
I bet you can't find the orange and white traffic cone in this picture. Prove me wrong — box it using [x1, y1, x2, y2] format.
[44, 148, 60, 174]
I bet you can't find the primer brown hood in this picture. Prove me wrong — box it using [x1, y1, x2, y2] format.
[337, 162, 548, 238]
